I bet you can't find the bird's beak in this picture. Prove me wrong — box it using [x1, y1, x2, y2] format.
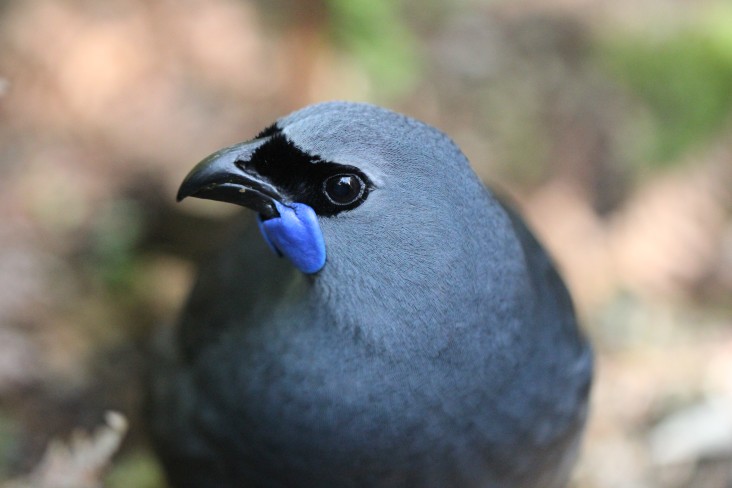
[177, 137, 327, 274]
[177, 140, 282, 220]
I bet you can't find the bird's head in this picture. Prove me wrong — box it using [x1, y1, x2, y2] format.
[178, 102, 518, 292]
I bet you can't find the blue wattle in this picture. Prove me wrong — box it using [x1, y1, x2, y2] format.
[256, 201, 326, 274]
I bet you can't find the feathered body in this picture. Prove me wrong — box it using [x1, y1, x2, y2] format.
[149, 102, 592, 488]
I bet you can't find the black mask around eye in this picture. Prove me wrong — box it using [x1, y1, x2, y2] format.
[177, 131, 373, 275]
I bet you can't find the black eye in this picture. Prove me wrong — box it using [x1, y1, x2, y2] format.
[323, 174, 365, 206]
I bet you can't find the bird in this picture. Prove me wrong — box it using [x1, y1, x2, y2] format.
[148, 101, 593, 488]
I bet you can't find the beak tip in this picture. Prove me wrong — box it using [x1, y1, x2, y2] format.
[176, 140, 282, 212]
[176, 175, 198, 202]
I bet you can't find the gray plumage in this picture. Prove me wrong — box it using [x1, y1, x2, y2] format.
[149, 102, 593, 487]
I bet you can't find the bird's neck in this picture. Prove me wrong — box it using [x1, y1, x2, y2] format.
[308, 211, 534, 359]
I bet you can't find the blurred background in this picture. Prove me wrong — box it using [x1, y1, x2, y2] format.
[0, 0, 731, 486]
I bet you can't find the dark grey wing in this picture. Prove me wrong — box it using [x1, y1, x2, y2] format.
[147, 214, 295, 487]
[497, 196, 593, 488]
[147, 345, 231, 488]
[498, 198, 591, 356]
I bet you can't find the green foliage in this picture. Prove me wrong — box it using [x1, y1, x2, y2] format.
[88, 199, 144, 292]
[599, 7, 732, 165]
[0, 411, 18, 478]
[326, 0, 420, 98]
[106, 451, 166, 488]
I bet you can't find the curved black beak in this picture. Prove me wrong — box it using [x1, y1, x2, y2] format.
[177, 140, 282, 220]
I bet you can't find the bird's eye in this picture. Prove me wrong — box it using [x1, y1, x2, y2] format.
[323, 174, 365, 206]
